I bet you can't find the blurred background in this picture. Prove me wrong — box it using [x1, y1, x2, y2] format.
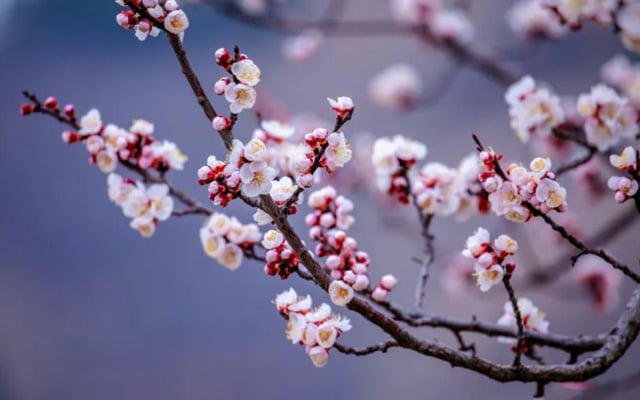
[1, 0, 639, 399]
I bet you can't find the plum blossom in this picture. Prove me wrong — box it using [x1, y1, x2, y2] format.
[430, 9, 474, 45]
[389, 0, 442, 26]
[164, 9, 189, 35]
[618, 2, 640, 53]
[225, 83, 257, 113]
[275, 289, 351, 367]
[262, 229, 299, 278]
[231, 59, 261, 86]
[601, 55, 640, 108]
[328, 280, 354, 306]
[307, 186, 373, 292]
[497, 298, 549, 344]
[610, 146, 638, 171]
[371, 135, 427, 203]
[323, 132, 352, 172]
[479, 149, 568, 221]
[542, 0, 618, 27]
[239, 160, 276, 197]
[462, 228, 518, 292]
[199, 213, 261, 270]
[577, 84, 638, 151]
[369, 64, 423, 111]
[106, 177, 173, 238]
[370, 274, 399, 302]
[327, 96, 354, 118]
[79, 109, 102, 135]
[260, 120, 295, 141]
[506, 0, 567, 39]
[282, 29, 324, 62]
[505, 76, 565, 143]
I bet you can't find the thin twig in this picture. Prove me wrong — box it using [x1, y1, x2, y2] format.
[334, 340, 400, 356]
[503, 275, 525, 367]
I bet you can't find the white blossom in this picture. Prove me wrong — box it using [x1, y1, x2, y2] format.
[230, 59, 261, 87]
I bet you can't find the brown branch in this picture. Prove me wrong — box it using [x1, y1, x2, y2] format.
[524, 205, 639, 287]
[334, 340, 400, 356]
[22, 91, 214, 218]
[97, 6, 640, 384]
[555, 147, 597, 177]
[503, 275, 525, 367]
[123, 0, 234, 151]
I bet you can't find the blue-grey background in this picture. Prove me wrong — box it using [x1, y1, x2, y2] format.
[1, 1, 639, 399]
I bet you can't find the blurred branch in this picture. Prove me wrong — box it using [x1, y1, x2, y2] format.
[203, 0, 518, 86]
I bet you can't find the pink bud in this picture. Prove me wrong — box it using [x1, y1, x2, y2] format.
[319, 213, 335, 228]
[352, 263, 367, 275]
[20, 103, 34, 115]
[63, 104, 75, 119]
[330, 270, 343, 280]
[343, 271, 357, 285]
[212, 116, 232, 131]
[44, 96, 58, 110]
[325, 255, 342, 270]
[164, 0, 179, 11]
[380, 274, 398, 291]
[266, 249, 279, 263]
[142, 0, 158, 7]
[305, 213, 318, 227]
[614, 191, 626, 203]
[343, 237, 358, 251]
[352, 274, 369, 291]
[281, 249, 293, 260]
[215, 48, 233, 68]
[298, 173, 314, 187]
[214, 77, 230, 95]
[371, 287, 388, 302]
[61, 131, 81, 144]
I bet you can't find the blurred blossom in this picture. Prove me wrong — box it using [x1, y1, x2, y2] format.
[573, 255, 622, 313]
[369, 64, 423, 111]
[282, 29, 324, 63]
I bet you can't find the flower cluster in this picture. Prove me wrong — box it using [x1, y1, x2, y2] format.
[617, 2, 640, 53]
[506, 0, 567, 39]
[115, 0, 189, 41]
[65, 108, 187, 174]
[497, 298, 549, 348]
[411, 154, 484, 219]
[505, 76, 565, 143]
[577, 84, 638, 151]
[389, 0, 474, 45]
[198, 138, 277, 203]
[306, 187, 376, 305]
[574, 255, 623, 313]
[107, 173, 173, 237]
[289, 127, 353, 188]
[371, 135, 428, 204]
[607, 146, 639, 204]
[199, 213, 261, 270]
[541, 0, 618, 27]
[262, 230, 299, 278]
[213, 48, 261, 115]
[541, 0, 640, 53]
[275, 288, 352, 368]
[601, 55, 640, 109]
[479, 150, 567, 222]
[369, 64, 423, 111]
[462, 228, 518, 292]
